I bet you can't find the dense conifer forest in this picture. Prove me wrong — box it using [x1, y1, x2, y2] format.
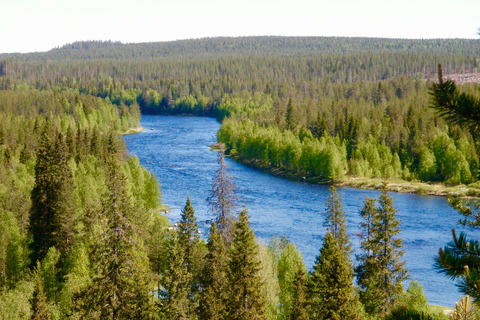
[1, 36, 479, 319]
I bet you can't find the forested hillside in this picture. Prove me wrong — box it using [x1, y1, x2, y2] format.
[0, 36, 479, 318]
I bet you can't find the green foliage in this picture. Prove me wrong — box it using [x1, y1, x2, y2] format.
[324, 186, 351, 253]
[29, 274, 52, 320]
[227, 209, 267, 320]
[159, 232, 192, 320]
[28, 123, 76, 267]
[258, 241, 280, 320]
[356, 187, 408, 317]
[0, 280, 34, 320]
[289, 268, 310, 320]
[277, 242, 306, 320]
[309, 232, 359, 320]
[75, 141, 154, 319]
[198, 222, 228, 320]
[430, 65, 480, 135]
[435, 197, 480, 305]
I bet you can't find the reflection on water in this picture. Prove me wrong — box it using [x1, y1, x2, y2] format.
[125, 115, 466, 307]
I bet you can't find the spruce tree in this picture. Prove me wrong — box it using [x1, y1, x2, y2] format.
[75, 134, 153, 319]
[177, 196, 202, 316]
[207, 150, 239, 245]
[323, 186, 351, 253]
[159, 232, 192, 320]
[28, 122, 75, 267]
[285, 98, 297, 132]
[227, 209, 267, 320]
[310, 232, 359, 320]
[356, 187, 408, 316]
[198, 222, 228, 320]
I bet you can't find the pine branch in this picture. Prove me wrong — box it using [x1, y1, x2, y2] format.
[430, 64, 480, 133]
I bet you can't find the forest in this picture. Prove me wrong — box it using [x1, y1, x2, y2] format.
[1, 36, 480, 319]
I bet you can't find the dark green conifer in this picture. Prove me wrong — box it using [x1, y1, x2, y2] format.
[289, 268, 309, 320]
[356, 187, 408, 316]
[310, 232, 359, 320]
[323, 186, 351, 253]
[227, 209, 267, 320]
[28, 122, 75, 267]
[177, 196, 202, 316]
[159, 233, 192, 320]
[198, 222, 228, 320]
[285, 98, 297, 132]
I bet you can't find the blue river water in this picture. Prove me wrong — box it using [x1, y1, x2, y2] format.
[125, 115, 468, 307]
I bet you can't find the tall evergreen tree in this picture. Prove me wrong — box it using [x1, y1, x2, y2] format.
[323, 186, 351, 253]
[177, 196, 202, 317]
[356, 186, 408, 316]
[28, 122, 75, 267]
[198, 222, 228, 320]
[310, 232, 359, 320]
[285, 98, 297, 132]
[159, 232, 192, 320]
[227, 209, 267, 320]
[289, 268, 309, 320]
[207, 150, 240, 245]
[75, 134, 153, 319]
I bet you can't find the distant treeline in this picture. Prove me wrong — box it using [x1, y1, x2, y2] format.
[1, 36, 479, 61]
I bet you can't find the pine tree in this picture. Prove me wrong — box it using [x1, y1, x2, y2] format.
[198, 222, 228, 320]
[75, 134, 153, 319]
[430, 64, 480, 134]
[356, 186, 408, 316]
[310, 232, 359, 320]
[227, 209, 267, 320]
[207, 150, 240, 245]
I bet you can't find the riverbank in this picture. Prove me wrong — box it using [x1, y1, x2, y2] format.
[227, 153, 480, 198]
[123, 126, 145, 135]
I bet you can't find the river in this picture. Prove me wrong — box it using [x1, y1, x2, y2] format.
[125, 115, 467, 307]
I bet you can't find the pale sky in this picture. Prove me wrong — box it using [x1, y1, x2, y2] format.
[1, 0, 479, 53]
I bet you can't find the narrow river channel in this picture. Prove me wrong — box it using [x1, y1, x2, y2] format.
[125, 115, 467, 307]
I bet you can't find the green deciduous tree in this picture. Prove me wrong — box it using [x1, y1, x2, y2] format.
[277, 242, 306, 320]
